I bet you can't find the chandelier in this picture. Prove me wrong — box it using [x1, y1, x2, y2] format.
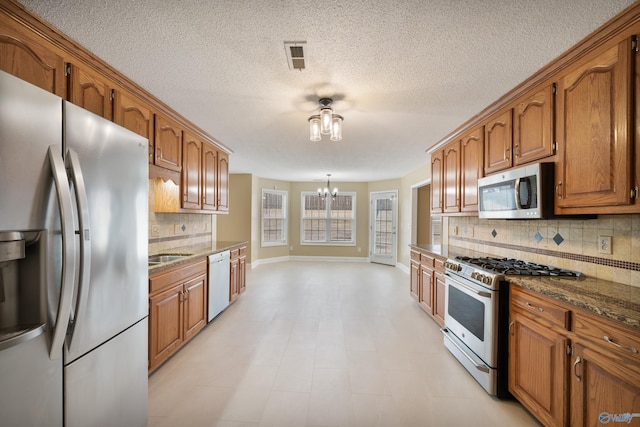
[318, 174, 338, 200]
[308, 98, 343, 141]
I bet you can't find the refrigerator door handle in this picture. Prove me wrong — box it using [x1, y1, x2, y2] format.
[65, 148, 91, 348]
[47, 145, 77, 360]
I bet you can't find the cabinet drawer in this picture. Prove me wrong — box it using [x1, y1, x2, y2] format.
[435, 258, 445, 272]
[573, 311, 640, 362]
[149, 258, 207, 295]
[410, 250, 421, 262]
[230, 248, 240, 259]
[510, 287, 570, 330]
[420, 254, 435, 267]
[239, 246, 246, 257]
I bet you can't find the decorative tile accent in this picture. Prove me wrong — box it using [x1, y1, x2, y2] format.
[181, 224, 187, 232]
[553, 233, 564, 245]
[534, 232, 543, 243]
[491, 229, 497, 238]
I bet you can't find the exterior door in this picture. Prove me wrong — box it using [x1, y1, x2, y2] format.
[369, 191, 398, 266]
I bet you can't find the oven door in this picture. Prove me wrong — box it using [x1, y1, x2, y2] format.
[443, 273, 497, 367]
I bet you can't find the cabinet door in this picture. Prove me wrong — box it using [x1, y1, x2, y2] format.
[183, 273, 207, 342]
[217, 151, 229, 212]
[508, 310, 568, 427]
[68, 63, 113, 120]
[149, 283, 184, 371]
[239, 256, 246, 294]
[0, 15, 66, 96]
[484, 109, 513, 174]
[443, 141, 460, 213]
[556, 38, 632, 209]
[460, 126, 484, 212]
[229, 257, 239, 303]
[202, 141, 218, 211]
[410, 260, 420, 301]
[419, 265, 433, 314]
[430, 151, 443, 214]
[433, 270, 446, 327]
[182, 131, 202, 210]
[113, 91, 155, 163]
[513, 84, 554, 166]
[571, 343, 640, 427]
[155, 115, 183, 172]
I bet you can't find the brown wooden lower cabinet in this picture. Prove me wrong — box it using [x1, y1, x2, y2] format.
[409, 248, 445, 327]
[148, 259, 207, 373]
[229, 245, 247, 303]
[510, 286, 640, 427]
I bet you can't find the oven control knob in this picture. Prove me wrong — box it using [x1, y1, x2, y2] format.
[482, 276, 492, 285]
[444, 262, 460, 271]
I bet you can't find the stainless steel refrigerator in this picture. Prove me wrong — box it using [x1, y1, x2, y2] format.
[0, 70, 148, 426]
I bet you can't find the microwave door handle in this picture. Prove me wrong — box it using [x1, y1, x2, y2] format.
[47, 145, 77, 360]
[514, 177, 523, 209]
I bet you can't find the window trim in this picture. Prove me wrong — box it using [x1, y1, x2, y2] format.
[261, 188, 288, 247]
[300, 191, 356, 246]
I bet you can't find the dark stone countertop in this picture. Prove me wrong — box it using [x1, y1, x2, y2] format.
[148, 241, 247, 275]
[409, 244, 640, 330]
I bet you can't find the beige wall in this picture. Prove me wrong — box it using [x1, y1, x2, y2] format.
[216, 166, 434, 266]
[417, 185, 431, 244]
[216, 174, 253, 262]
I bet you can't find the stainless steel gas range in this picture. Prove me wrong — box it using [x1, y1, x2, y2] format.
[441, 256, 581, 397]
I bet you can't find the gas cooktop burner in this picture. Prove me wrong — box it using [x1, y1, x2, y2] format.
[454, 256, 582, 279]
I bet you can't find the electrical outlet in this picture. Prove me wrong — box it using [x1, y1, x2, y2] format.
[598, 235, 612, 255]
[357, 247, 361, 252]
[452, 226, 458, 236]
[151, 225, 160, 237]
[192, 223, 199, 231]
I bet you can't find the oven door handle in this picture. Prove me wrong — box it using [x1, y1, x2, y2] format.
[441, 327, 490, 373]
[445, 273, 492, 298]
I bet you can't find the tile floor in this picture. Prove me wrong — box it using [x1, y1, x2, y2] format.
[148, 261, 541, 427]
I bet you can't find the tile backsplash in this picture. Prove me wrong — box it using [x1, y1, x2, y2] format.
[448, 215, 640, 288]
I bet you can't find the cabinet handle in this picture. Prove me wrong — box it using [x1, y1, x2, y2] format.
[505, 147, 510, 160]
[514, 144, 519, 157]
[525, 301, 544, 312]
[556, 181, 562, 198]
[603, 336, 638, 354]
[156, 147, 161, 159]
[509, 321, 515, 337]
[573, 356, 582, 382]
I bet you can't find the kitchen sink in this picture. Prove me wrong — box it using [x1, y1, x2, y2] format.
[148, 254, 192, 265]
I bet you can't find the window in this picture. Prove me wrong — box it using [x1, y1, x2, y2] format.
[261, 189, 287, 246]
[301, 192, 356, 245]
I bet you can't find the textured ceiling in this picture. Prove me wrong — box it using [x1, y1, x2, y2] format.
[18, 0, 635, 182]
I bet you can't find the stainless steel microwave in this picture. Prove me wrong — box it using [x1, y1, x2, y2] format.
[478, 162, 554, 219]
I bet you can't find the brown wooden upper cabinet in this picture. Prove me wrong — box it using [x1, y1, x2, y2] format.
[555, 37, 633, 212]
[484, 109, 513, 175]
[182, 131, 202, 210]
[67, 63, 113, 120]
[217, 151, 229, 212]
[430, 151, 443, 214]
[0, 13, 66, 97]
[512, 84, 555, 166]
[443, 141, 461, 213]
[113, 90, 155, 162]
[460, 126, 484, 212]
[154, 114, 183, 173]
[202, 141, 218, 211]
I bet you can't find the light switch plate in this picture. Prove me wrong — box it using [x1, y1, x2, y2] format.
[598, 235, 612, 255]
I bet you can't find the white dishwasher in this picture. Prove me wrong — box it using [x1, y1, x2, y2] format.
[207, 250, 230, 322]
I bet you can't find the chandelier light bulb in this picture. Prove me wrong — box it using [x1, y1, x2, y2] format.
[320, 107, 333, 135]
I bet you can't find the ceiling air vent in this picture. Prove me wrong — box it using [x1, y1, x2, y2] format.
[284, 41, 306, 71]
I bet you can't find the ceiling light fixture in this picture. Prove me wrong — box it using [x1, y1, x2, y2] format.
[318, 174, 338, 200]
[309, 98, 343, 142]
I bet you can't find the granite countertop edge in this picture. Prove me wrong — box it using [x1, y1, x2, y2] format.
[148, 241, 247, 275]
[409, 244, 640, 330]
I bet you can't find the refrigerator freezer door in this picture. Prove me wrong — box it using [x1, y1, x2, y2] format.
[62, 102, 148, 364]
[65, 318, 148, 427]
